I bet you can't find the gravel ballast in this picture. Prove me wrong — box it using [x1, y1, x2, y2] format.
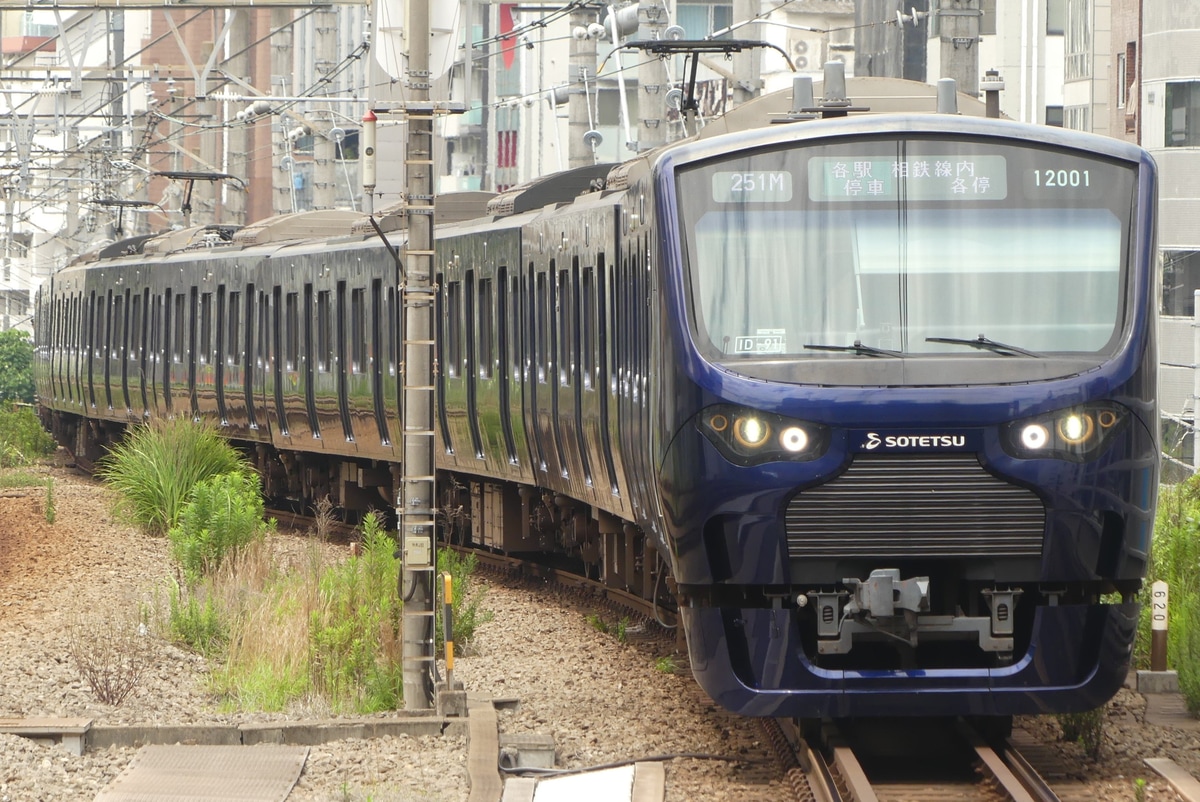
[0, 463, 1197, 801]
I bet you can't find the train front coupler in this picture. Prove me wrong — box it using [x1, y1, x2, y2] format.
[802, 568, 1021, 656]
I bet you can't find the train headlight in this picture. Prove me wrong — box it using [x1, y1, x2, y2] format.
[733, 417, 770, 448]
[1020, 424, 1049, 450]
[699, 405, 828, 466]
[780, 426, 809, 453]
[1003, 402, 1128, 462]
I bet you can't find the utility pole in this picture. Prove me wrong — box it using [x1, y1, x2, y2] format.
[271, 9, 295, 217]
[108, 9, 126, 237]
[569, 4, 599, 168]
[400, 0, 437, 712]
[730, 0, 761, 107]
[637, 0, 668, 152]
[312, 7, 338, 210]
[226, 10, 250, 225]
[938, 0, 981, 95]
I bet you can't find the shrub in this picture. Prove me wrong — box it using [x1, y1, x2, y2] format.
[1139, 477, 1200, 712]
[0, 329, 34, 404]
[166, 577, 229, 656]
[1057, 707, 1105, 758]
[169, 471, 273, 582]
[308, 512, 403, 712]
[436, 547, 492, 654]
[0, 405, 56, 467]
[68, 608, 155, 706]
[96, 418, 252, 536]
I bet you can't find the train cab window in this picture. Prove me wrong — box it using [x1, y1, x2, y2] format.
[317, 290, 332, 372]
[285, 292, 300, 371]
[199, 292, 212, 364]
[351, 288, 366, 374]
[228, 291, 241, 364]
[479, 277, 494, 380]
[446, 281, 461, 378]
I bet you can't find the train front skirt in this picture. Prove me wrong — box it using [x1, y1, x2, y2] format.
[681, 600, 1139, 718]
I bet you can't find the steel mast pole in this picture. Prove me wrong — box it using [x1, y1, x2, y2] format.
[399, 0, 437, 711]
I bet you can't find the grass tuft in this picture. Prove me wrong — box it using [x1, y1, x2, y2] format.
[96, 417, 252, 537]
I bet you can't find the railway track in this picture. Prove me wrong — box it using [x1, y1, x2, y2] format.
[762, 716, 1065, 802]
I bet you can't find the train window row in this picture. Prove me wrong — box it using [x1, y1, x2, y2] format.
[43, 269, 394, 449]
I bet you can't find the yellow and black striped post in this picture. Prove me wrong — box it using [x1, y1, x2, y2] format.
[441, 571, 455, 688]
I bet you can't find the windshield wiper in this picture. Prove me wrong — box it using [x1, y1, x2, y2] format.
[926, 334, 1042, 358]
[804, 340, 902, 358]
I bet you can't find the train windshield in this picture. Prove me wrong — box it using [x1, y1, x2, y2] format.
[675, 135, 1139, 383]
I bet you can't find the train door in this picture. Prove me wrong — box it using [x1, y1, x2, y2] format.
[302, 283, 320, 437]
[102, 289, 114, 411]
[435, 271, 453, 456]
[595, 254, 623, 503]
[188, 284, 205, 420]
[270, 287, 288, 436]
[134, 288, 149, 418]
[568, 258, 593, 495]
[528, 263, 550, 475]
[465, 269, 483, 458]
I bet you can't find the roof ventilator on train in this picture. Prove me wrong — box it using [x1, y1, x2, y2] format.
[802, 569, 1021, 656]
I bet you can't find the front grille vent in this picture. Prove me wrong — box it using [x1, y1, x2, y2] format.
[785, 455, 1045, 559]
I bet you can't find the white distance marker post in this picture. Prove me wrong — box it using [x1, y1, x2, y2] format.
[1151, 579, 1169, 672]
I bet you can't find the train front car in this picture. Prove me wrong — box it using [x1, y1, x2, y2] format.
[655, 116, 1159, 719]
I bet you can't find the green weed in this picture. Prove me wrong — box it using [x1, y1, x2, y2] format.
[96, 417, 252, 537]
[168, 471, 273, 582]
[0, 406, 55, 467]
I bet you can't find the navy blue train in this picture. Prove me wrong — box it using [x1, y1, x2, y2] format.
[34, 80, 1159, 720]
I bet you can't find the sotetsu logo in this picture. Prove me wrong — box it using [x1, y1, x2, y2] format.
[863, 432, 968, 450]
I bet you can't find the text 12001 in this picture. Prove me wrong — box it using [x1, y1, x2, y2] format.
[1031, 169, 1090, 188]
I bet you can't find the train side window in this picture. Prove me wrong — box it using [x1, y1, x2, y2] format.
[465, 271, 476, 382]
[228, 291, 241, 364]
[199, 292, 212, 364]
[285, 292, 300, 371]
[130, 293, 142, 361]
[110, 292, 124, 360]
[173, 294, 186, 363]
[512, 271, 522, 377]
[479, 277, 494, 380]
[386, 287, 397, 377]
[536, 270, 548, 384]
[559, 266, 572, 387]
[351, 287, 366, 374]
[446, 281, 461, 378]
[96, 292, 105, 360]
[582, 265, 595, 390]
[317, 290, 332, 372]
